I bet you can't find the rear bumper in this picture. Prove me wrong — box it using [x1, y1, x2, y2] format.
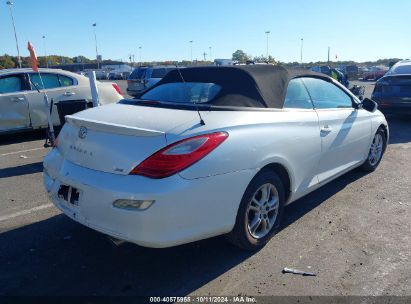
[373, 97, 411, 114]
[43, 149, 256, 248]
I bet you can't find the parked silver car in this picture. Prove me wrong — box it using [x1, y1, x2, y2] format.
[127, 66, 177, 96]
[0, 68, 124, 134]
[44, 65, 388, 250]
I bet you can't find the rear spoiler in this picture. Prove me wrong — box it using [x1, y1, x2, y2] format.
[65, 115, 165, 137]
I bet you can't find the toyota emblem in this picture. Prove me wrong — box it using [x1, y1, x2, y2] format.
[78, 126, 88, 139]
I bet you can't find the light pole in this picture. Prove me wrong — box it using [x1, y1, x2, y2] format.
[189, 40, 193, 63]
[92, 23, 99, 69]
[6, 1, 22, 68]
[209, 46, 212, 62]
[138, 46, 142, 66]
[300, 38, 304, 65]
[265, 31, 270, 60]
[42, 35, 48, 68]
[327, 46, 330, 64]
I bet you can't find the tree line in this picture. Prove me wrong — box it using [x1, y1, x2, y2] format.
[0, 54, 216, 69]
[0, 54, 97, 69]
[232, 49, 402, 68]
[0, 52, 403, 70]
[232, 50, 276, 64]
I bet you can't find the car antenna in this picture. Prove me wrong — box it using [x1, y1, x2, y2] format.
[29, 76, 41, 93]
[174, 62, 205, 126]
[28, 76, 54, 147]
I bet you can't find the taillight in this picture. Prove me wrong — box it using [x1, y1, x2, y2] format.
[130, 132, 228, 178]
[112, 83, 122, 95]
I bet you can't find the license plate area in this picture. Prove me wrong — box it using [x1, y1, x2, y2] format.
[58, 184, 81, 206]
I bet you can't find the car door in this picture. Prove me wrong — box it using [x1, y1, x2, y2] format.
[282, 78, 321, 199]
[302, 77, 372, 183]
[26, 72, 81, 128]
[0, 73, 31, 132]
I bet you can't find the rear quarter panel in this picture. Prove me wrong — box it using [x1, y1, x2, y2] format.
[371, 110, 389, 141]
[168, 110, 322, 199]
[97, 82, 124, 105]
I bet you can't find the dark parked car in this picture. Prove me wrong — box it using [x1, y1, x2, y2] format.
[310, 65, 331, 75]
[372, 60, 411, 114]
[109, 71, 126, 80]
[126, 67, 147, 96]
[127, 66, 177, 96]
[362, 67, 388, 81]
[310, 66, 349, 88]
[339, 65, 359, 80]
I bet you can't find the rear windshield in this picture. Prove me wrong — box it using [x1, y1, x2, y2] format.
[150, 68, 166, 78]
[389, 65, 411, 75]
[129, 68, 146, 79]
[140, 82, 221, 104]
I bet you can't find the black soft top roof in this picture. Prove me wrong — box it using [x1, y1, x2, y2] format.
[150, 65, 329, 108]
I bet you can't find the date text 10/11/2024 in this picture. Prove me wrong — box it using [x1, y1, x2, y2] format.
[149, 296, 257, 303]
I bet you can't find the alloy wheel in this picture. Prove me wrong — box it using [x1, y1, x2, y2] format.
[369, 133, 383, 166]
[246, 183, 279, 239]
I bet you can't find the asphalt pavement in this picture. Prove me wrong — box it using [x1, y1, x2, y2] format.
[0, 80, 410, 297]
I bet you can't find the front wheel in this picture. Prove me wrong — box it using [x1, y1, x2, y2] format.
[226, 169, 285, 250]
[360, 128, 387, 172]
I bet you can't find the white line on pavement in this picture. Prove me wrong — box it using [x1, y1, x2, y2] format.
[0, 203, 54, 222]
[0, 147, 46, 157]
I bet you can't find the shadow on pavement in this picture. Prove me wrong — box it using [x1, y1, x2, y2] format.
[385, 115, 411, 144]
[0, 162, 43, 178]
[0, 130, 47, 146]
[283, 170, 367, 228]
[0, 214, 252, 296]
[0, 168, 370, 296]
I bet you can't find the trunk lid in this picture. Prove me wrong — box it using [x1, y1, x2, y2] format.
[95, 82, 124, 105]
[58, 103, 198, 175]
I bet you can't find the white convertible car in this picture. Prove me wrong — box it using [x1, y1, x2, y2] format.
[43, 65, 388, 250]
[0, 68, 123, 134]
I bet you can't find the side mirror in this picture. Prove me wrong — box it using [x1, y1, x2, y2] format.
[361, 97, 378, 113]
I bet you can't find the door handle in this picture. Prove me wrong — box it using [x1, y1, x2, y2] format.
[320, 125, 332, 133]
[63, 92, 75, 96]
[11, 97, 25, 102]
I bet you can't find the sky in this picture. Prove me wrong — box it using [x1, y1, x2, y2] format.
[0, 0, 410, 63]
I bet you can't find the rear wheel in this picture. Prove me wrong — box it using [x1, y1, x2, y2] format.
[360, 128, 387, 172]
[226, 169, 285, 250]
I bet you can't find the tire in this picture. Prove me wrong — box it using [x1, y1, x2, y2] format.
[360, 128, 387, 172]
[226, 169, 285, 250]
